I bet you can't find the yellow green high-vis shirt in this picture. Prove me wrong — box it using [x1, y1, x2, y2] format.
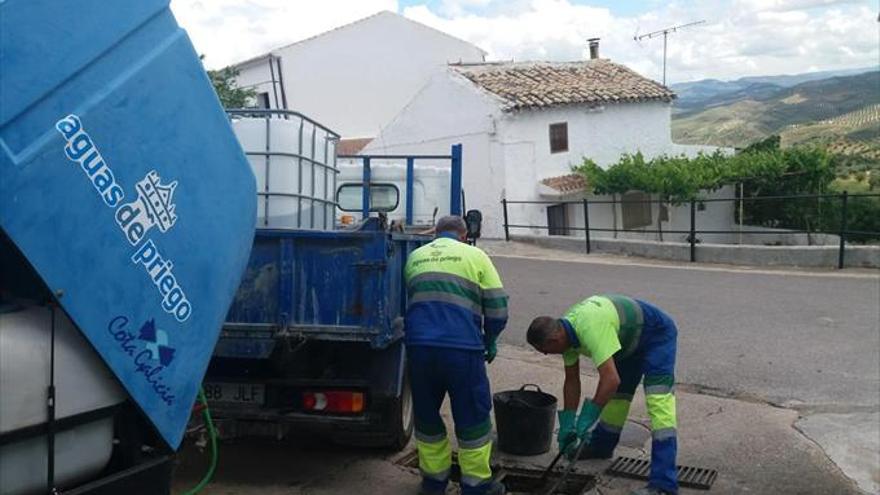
[404, 233, 508, 350]
[561, 294, 644, 368]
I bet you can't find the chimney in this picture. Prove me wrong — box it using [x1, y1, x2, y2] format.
[588, 38, 600, 60]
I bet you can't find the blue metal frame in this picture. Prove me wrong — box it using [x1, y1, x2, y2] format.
[405, 157, 415, 225]
[450, 144, 463, 216]
[339, 144, 463, 226]
[361, 157, 372, 218]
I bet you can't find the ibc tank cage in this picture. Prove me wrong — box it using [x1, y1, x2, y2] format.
[228, 109, 340, 230]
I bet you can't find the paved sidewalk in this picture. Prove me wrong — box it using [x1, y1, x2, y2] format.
[173, 345, 863, 494]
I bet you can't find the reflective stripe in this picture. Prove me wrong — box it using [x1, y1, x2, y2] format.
[415, 430, 448, 443]
[599, 397, 633, 429]
[457, 431, 492, 449]
[409, 280, 481, 306]
[459, 441, 493, 486]
[461, 475, 491, 488]
[409, 291, 481, 314]
[597, 420, 623, 434]
[482, 288, 507, 299]
[422, 468, 451, 482]
[652, 427, 677, 441]
[417, 437, 452, 478]
[410, 272, 481, 295]
[645, 393, 677, 431]
[645, 384, 675, 395]
[601, 294, 643, 358]
[483, 306, 508, 319]
[457, 418, 492, 441]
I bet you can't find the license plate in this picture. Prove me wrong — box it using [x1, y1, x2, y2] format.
[203, 382, 265, 405]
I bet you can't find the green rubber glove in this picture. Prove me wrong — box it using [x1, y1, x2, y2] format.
[576, 400, 602, 441]
[557, 410, 577, 453]
[484, 335, 498, 363]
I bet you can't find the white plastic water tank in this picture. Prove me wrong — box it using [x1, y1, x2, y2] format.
[232, 115, 338, 230]
[0, 304, 125, 494]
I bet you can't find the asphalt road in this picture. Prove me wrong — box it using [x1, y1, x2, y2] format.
[491, 255, 880, 411]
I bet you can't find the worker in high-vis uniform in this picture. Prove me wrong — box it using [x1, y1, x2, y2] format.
[526, 295, 679, 495]
[404, 216, 509, 495]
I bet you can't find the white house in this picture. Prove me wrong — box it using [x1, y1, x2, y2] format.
[363, 55, 726, 239]
[231, 11, 486, 146]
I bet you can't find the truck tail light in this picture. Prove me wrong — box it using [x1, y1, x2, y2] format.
[302, 390, 365, 414]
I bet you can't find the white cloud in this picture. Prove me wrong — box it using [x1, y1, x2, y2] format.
[403, 0, 878, 82]
[172, 0, 878, 82]
[171, 0, 398, 69]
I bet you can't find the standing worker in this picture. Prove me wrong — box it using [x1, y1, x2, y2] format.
[405, 216, 509, 495]
[526, 295, 679, 495]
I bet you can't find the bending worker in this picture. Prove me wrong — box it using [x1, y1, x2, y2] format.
[404, 215, 509, 495]
[526, 295, 679, 495]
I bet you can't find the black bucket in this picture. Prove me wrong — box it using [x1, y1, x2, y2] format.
[493, 384, 557, 455]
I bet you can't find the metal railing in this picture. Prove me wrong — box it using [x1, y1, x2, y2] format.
[227, 109, 341, 230]
[501, 192, 880, 269]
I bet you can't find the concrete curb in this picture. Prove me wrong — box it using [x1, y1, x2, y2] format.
[509, 233, 880, 269]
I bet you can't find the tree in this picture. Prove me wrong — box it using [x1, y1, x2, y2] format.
[202, 56, 256, 108]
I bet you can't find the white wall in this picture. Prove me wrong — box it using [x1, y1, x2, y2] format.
[233, 11, 485, 138]
[364, 69, 730, 239]
[363, 71, 507, 237]
[549, 186, 737, 243]
[498, 101, 726, 236]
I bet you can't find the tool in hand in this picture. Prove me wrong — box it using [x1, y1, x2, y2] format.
[542, 439, 589, 495]
[536, 449, 566, 488]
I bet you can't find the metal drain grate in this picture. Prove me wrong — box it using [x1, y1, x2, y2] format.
[606, 457, 717, 490]
[395, 450, 595, 494]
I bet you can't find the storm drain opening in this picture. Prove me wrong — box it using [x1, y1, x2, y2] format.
[606, 456, 718, 490]
[496, 467, 595, 494]
[396, 450, 596, 494]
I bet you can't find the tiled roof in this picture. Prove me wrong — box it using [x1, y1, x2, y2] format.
[451, 60, 675, 111]
[540, 173, 588, 194]
[337, 138, 373, 155]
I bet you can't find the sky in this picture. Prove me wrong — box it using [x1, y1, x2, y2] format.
[171, 0, 879, 83]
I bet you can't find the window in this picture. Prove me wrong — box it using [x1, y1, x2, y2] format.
[549, 122, 568, 153]
[621, 191, 653, 229]
[256, 92, 271, 109]
[336, 183, 400, 212]
[547, 203, 570, 236]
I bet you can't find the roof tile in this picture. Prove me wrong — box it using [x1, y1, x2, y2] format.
[540, 173, 588, 194]
[452, 60, 675, 111]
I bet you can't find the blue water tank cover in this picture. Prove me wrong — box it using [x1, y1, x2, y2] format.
[0, 0, 257, 448]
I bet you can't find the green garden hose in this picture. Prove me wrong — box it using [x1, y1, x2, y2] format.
[183, 388, 218, 495]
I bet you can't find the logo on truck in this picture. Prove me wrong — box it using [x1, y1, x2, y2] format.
[107, 316, 177, 405]
[55, 114, 193, 323]
[115, 170, 178, 243]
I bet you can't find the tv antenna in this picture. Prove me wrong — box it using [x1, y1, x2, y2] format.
[634, 20, 705, 85]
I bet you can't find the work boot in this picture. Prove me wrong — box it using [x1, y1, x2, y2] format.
[419, 479, 448, 495]
[629, 486, 675, 495]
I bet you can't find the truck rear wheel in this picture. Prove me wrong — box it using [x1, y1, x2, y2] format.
[386, 373, 414, 450]
[337, 374, 413, 450]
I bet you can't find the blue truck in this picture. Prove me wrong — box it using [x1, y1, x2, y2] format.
[2, 1, 258, 493]
[202, 109, 470, 450]
[1, 2, 475, 493]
